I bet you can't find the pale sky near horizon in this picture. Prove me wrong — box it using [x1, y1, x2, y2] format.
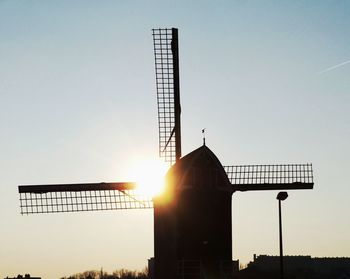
[1, 1, 350, 278]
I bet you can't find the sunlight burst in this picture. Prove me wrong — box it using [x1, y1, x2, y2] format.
[128, 158, 169, 197]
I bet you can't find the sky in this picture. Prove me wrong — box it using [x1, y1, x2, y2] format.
[1, 0, 349, 278]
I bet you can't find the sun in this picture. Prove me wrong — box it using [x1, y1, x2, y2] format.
[128, 158, 169, 197]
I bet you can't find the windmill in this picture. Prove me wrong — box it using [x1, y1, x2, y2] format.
[18, 28, 314, 279]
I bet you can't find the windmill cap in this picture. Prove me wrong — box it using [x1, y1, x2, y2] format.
[165, 145, 232, 193]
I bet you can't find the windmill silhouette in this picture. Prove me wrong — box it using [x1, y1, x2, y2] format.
[18, 28, 314, 279]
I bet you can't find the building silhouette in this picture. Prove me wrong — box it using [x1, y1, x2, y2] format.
[239, 254, 350, 279]
[4, 275, 41, 279]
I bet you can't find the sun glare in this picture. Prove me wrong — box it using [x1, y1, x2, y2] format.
[128, 158, 169, 197]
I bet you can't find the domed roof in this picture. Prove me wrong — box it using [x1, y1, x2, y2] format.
[165, 145, 232, 193]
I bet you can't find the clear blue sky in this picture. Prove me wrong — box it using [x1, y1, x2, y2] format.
[1, 1, 349, 278]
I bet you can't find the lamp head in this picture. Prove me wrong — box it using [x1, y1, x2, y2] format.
[277, 191, 288, 201]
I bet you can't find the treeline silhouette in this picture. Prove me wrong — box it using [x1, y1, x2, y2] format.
[60, 268, 148, 279]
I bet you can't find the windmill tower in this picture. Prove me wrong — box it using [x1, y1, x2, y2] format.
[18, 28, 314, 279]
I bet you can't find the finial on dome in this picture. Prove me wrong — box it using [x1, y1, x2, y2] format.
[202, 128, 206, 146]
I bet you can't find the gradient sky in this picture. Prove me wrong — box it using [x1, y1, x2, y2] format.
[1, 1, 349, 278]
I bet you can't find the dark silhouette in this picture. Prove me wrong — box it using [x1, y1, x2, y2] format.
[239, 255, 350, 279]
[18, 28, 314, 279]
[153, 145, 235, 279]
[4, 275, 41, 279]
[277, 191, 288, 279]
[60, 268, 148, 279]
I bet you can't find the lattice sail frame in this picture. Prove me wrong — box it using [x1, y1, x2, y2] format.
[19, 183, 153, 215]
[152, 28, 181, 165]
[224, 163, 313, 191]
[17, 29, 314, 216]
[18, 164, 313, 214]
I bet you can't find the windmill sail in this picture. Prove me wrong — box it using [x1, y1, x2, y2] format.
[18, 182, 152, 214]
[18, 163, 313, 214]
[224, 163, 314, 191]
[152, 28, 181, 165]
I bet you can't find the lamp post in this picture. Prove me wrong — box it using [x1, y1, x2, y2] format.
[277, 191, 288, 279]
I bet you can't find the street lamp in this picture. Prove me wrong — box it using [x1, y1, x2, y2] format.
[277, 191, 288, 279]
